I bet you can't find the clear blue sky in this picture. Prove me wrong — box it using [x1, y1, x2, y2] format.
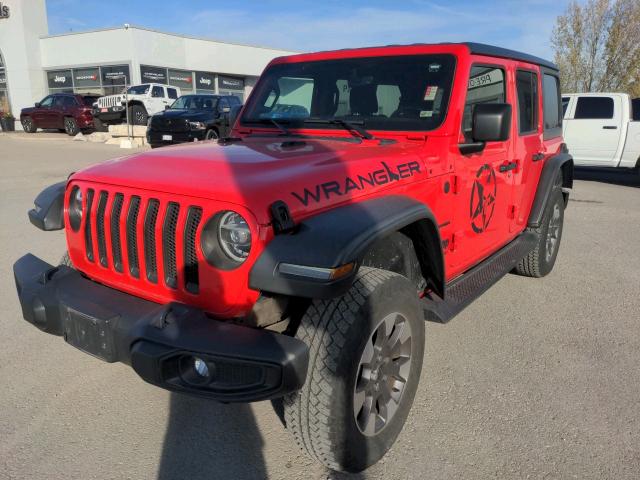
[47, 0, 577, 59]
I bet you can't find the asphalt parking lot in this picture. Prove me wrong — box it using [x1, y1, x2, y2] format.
[1, 132, 639, 480]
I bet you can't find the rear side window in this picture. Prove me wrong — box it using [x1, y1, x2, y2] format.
[463, 65, 506, 137]
[152, 86, 164, 98]
[542, 73, 562, 138]
[562, 97, 570, 116]
[167, 88, 178, 100]
[574, 97, 614, 119]
[516, 70, 538, 134]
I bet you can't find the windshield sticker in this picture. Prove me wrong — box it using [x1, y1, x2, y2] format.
[420, 110, 433, 118]
[424, 86, 438, 101]
[291, 161, 421, 206]
[428, 63, 441, 73]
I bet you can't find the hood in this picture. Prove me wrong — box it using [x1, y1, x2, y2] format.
[155, 109, 213, 122]
[72, 136, 429, 224]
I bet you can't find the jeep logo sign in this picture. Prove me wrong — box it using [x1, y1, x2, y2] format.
[47, 70, 72, 88]
[0, 3, 9, 19]
[195, 71, 215, 91]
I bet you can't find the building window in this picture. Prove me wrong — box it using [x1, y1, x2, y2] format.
[0, 49, 9, 112]
[46, 65, 130, 96]
[168, 69, 194, 94]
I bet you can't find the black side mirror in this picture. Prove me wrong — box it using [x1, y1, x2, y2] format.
[459, 103, 511, 154]
[228, 105, 242, 129]
[35, 102, 41, 108]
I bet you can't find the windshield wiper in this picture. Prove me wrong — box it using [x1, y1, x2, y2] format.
[251, 118, 292, 135]
[303, 118, 374, 140]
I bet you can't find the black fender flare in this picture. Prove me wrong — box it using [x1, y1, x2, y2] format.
[249, 195, 444, 299]
[528, 152, 573, 228]
[28, 181, 66, 231]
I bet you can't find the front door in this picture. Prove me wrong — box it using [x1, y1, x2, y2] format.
[448, 63, 516, 274]
[32, 95, 54, 127]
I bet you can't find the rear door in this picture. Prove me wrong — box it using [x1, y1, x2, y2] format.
[449, 61, 516, 272]
[563, 95, 623, 166]
[148, 86, 165, 115]
[509, 65, 544, 232]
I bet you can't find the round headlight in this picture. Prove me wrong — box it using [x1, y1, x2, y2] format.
[201, 211, 252, 269]
[68, 186, 83, 231]
[218, 211, 251, 261]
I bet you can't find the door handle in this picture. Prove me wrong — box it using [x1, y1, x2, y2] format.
[499, 161, 518, 173]
[532, 153, 545, 162]
[602, 126, 617, 129]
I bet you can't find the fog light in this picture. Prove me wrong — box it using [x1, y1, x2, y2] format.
[194, 357, 209, 378]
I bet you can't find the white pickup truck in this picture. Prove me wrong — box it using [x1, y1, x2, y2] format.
[562, 93, 640, 169]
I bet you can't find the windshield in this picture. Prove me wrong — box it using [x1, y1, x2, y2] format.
[170, 95, 217, 110]
[127, 85, 150, 95]
[241, 54, 456, 132]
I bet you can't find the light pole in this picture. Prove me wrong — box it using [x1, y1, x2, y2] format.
[112, 74, 131, 144]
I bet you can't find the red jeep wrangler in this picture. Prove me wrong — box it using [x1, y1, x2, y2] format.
[14, 43, 572, 472]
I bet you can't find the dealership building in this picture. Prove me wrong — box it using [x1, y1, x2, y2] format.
[0, 0, 296, 122]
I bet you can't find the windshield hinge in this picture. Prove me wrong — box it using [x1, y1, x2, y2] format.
[270, 200, 296, 234]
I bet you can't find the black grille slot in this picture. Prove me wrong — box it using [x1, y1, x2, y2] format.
[144, 199, 160, 283]
[110, 194, 124, 272]
[126, 196, 141, 278]
[96, 191, 109, 267]
[162, 202, 180, 289]
[84, 189, 95, 262]
[183, 207, 203, 294]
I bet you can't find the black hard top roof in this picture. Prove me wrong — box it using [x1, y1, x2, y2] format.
[464, 42, 558, 71]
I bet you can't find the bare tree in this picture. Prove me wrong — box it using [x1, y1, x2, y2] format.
[551, 0, 640, 96]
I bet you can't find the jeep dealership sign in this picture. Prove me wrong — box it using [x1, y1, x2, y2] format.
[47, 70, 72, 89]
[140, 65, 167, 84]
[0, 2, 9, 19]
[196, 71, 215, 91]
[219, 75, 244, 90]
[74, 67, 100, 88]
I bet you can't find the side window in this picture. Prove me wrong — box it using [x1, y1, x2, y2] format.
[574, 97, 614, 119]
[516, 70, 538, 134]
[562, 97, 570, 116]
[53, 96, 67, 108]
[632, 98, 640, 121]
[152, 86, 164, 98]
[64, 96, 78, 107]
[40, 96, 54, 107]
[542, 73, 562, 138]
[463, 65, 506, 137]
[167, 88, 178, 100]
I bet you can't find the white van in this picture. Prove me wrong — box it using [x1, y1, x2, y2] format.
[562, 93, 639, 169]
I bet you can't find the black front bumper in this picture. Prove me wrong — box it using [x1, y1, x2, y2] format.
[13, 254, 309, 402]
[93, 107, 126, 123]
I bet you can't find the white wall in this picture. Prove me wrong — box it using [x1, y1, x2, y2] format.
[0, 0, 48, 118]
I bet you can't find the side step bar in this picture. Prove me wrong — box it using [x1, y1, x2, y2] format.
[422, 232, 538, 323]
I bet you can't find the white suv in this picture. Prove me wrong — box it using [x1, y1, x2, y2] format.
[93, 83, 181, 130]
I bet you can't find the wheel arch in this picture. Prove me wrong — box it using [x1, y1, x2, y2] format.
[249, 196, 444, 300]
[528, 151, 573, 228]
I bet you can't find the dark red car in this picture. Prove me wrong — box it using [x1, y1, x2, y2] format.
[20, 93, 99, 135]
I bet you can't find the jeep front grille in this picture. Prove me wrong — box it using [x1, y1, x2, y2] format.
[97, 96, 122, 108]
[76, 188, 204, 295]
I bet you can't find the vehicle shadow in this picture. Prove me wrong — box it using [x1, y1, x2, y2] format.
[157, 393, 267, 480]
[573, 167, 639, 188]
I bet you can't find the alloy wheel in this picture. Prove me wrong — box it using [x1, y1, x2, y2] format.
[353, 312, 412, 437]
[546, 203, 562, 262]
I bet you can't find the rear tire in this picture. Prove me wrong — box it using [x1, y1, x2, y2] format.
[283, 267, 425, 473]
[64, 117, 79, 136]
[515, 179, 565, 277]
[130, 105, 148, 126]
[21, 117, 37, 133]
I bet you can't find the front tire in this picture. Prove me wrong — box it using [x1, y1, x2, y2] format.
[130, 105, 148, 126]
[515, 180, 565, 277]
[21, 117, 37, 133]
[283, 267, 425, 472]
